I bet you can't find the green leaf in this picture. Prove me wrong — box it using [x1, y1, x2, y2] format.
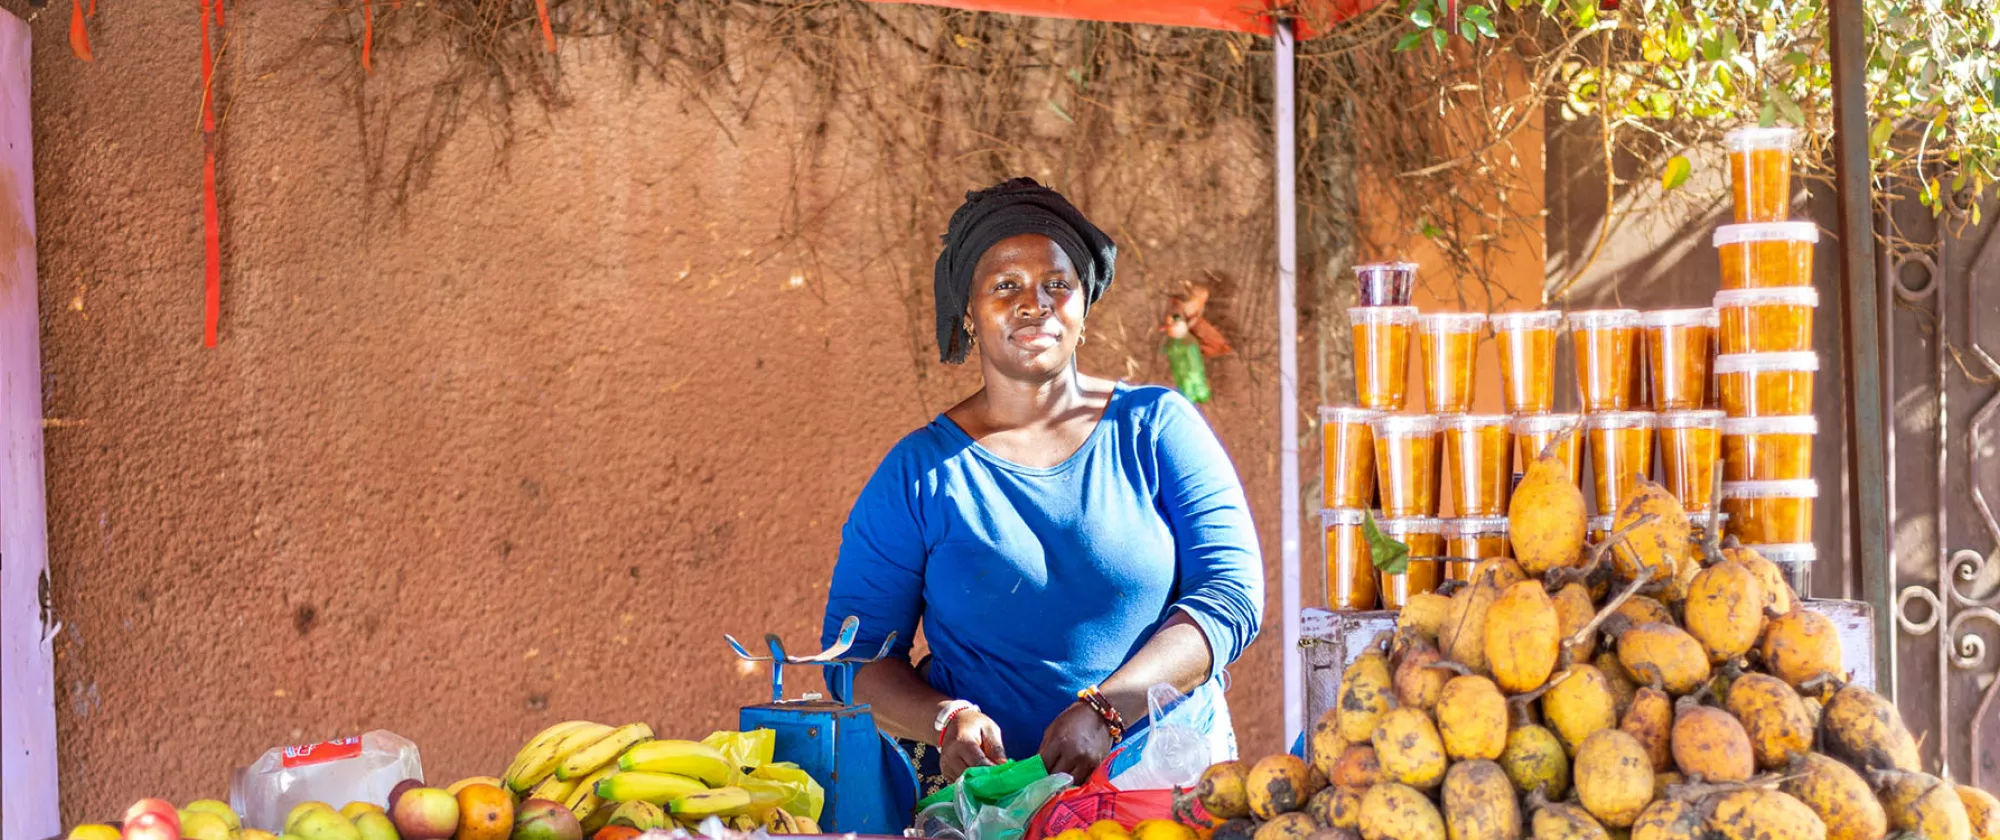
[1759, 99, 1778, 127]
[1046, 100, 1074, 123]
[1395, 30, 1426, 51]
[1420, 220, 1446, 238]
[1460, 19, 1479, 41]
[1464, 4, 1493, 21]
[1871, 117, 1897, 151]
[1412, 7, 1435, 27]
[1475, 15, 1498, 37]
[1363, 511, 1412, 575]
[1433, 27, 1448, 50]
[1662, 155, 1692, 189]
[1783, 50, 1811, 67]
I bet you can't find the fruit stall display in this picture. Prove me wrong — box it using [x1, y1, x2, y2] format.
[59, 724, 826, 840]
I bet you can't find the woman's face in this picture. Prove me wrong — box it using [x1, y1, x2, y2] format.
[967, 233, 1088, 379]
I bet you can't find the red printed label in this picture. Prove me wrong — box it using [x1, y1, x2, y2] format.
[281, 736, 363, 768]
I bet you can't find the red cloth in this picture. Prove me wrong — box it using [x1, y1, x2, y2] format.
[865, 0, 1376, 38]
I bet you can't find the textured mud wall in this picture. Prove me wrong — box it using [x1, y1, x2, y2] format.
[17, 3, 1543, 820]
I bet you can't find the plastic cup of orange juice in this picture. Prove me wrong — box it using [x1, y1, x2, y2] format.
[1373, 414, 1442, 517]
[1417, 313, 1486, 414]
[1716, 352, 1819, 417]
[1587, 515, 1613, 544]
[1715, 287, 1817, 355]
[1492, 311, 1562, 415]
[1743, 542, 1815, 599]
[1641, 308, 1718, 412]
[1375, 516, 1443, 609]
[1512, 413, 1583, 486]
[1441, 414, 1513, 517]
[1657, 410, 1725, 512]
[1721, 479, 1817, 546]
[1353, 262, 1418, 307]
[1587, 411, 1657, 516]
[1441, 516, 1510, 582]
[1721, 415, 1817, 481]
[1351, 306, 1417, 410]
[1726, 126, 1799, 222]
[1689, 510, 1728, 544]
[1569, 310, 1642, 413]
[1320, 508, 1379, 610]
[1320, 406, 1384, 508]
[1715, 222, 1819, 289]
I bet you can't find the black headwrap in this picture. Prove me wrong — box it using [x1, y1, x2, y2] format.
[933, 177, 1117, 364]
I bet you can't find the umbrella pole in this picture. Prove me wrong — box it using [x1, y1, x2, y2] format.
[1274, 17, 1304, 752]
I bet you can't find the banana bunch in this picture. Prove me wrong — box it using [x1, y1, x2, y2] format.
[502, 720, 655, 796]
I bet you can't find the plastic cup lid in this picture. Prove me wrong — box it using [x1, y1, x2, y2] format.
[1688, 510, 1730, 527]
[1714, 351, 1821, 374]
[1586, 411, 1658, 431]
[1513, 413, 1583, 434]
[1377, 516, 1443, 536]
[1442, 516, 1511, 538]
[1418, 312, 1488, 333]
[1322, 507, 1369, 526]
[1724, 125, 1801, 150]
[1320, 406, 1385, 425]
[1722, 415, 1820, 436]
[1743, 542, 1817, 564]
[1353, 262, 1418, 274]
[1713, 221, 1820, 247]
[1721, 479, 1820, 499]
[1714, 287, 1820, 309]
[1372, 414, 1441, 436]
[1587, 515, 1613, 531]
[1567, 309, 1642, 330]
[1489, 310, 1564, 331]
[1657, 409, 1727, 429]
[1440, 413, 1512, 432]
[1350, 305, 1418, 325]
[1639, 308, 1720, 328]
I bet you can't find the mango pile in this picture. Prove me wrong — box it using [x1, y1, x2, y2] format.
[1190, 436, 2000, 840]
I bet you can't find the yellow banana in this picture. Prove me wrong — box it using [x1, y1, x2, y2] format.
[729, 815, 759, 832]
[558, 723, 656, 781]
[794, 816, 821, 834]
[607, 801, 668, 830]
[579, 806, 616, 836]
[565, 765, 621, 820]
[669, 787, 754, 819]
[510, 722, 613, 792]
[764, 809, 800, 834]
[596, 771, 708, 805]
[447, 776, 505, 796]
[524, 771, 581, 804]
[619, 740, 735, 787]
[503, 721, 599, 784]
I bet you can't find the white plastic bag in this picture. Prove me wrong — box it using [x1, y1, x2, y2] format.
[1105, 684, 1212, 791]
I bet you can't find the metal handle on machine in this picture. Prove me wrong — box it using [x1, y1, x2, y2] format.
[724, 616, 897, 704]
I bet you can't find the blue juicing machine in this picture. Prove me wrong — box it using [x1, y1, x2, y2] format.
[728, 617, 919, 836]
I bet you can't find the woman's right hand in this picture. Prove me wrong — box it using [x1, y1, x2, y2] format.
[939, 709, 1007, 781]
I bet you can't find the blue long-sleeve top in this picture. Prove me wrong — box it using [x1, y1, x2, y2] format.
[821, 383, 1265, 756]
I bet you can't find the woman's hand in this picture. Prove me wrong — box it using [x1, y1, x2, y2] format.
[1038, 701, 1116, 782]
[940, 709, 1008, 781]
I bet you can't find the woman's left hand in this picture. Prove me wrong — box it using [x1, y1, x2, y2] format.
[1038, 701, 1116, 782]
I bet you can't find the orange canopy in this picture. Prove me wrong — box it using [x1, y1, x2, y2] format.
[865, 0, 1373, 38]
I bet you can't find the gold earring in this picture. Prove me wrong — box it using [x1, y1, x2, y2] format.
[1078, 332, 1088, 346]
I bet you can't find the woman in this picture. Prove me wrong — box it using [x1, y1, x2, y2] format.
[821, 178, 1264, 795]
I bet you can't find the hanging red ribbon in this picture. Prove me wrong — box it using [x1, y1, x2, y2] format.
[361, 0, 373, 73]
[201, 0, 223, 346]
[536, 0, 555, 53]
[69, 0, 93, 61]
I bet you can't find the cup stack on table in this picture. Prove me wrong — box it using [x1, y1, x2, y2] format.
[1316, 125, 1817, 613]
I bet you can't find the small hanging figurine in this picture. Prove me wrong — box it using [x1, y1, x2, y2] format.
[1162, 274, 1233, 404]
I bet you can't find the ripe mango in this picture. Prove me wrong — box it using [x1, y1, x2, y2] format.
[1609, 480, 1690, 598]
[1669, 704, 1755, 782]
[1308, 711, 1348, 782]
[1252, 812, 1317, 840]
[1780, 752, 1887, 840]
[1543, 665, 1620, 754]
[1724, 673, 1814, 771]
[1875, 769, 1973, 840]
[1821, 684, 1922, 774]
[1615, 622, 1711, 695]
[1245, 754, 1315, 819]
[1328, 745, 1383, 789]
[1195, 760, 1251, 820]
[1684, 558, 1766, 663]
[1722, 546, 1797, 615]
[1620, 687, 1674, 772]
[1391, 636, 1450, 712]
[1630, 798, 1705, 840]
[1442, 562, 1523, 674]
[1397, 592, 1454, 642]
[1485, 580, 1562, 694]
[1436, 675, 1509, 762]
[1702, 789, 1827, 840]
[1573, 730, 1655, 828]
[1552, 583, 1600, 662]
[1440, 760, 1522, 840]
[1958, 785, 2000, 840]
[1759, 608, 1844, 691]
[1336, 653, 1397, 744]
[1510, 442, 1588, 576]
[1614, 596, 1678, 629]
[1371, 708, 1449, 790]
[1357, 782, 1446, 840]
[1307, 785, 1365, 830]
[1530, 802, 1611, 840]
[1500, 724, 1570, 800]
[1595, 650, 1640, 719]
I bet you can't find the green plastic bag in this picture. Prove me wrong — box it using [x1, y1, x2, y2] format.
[1165, 336, 1211, 404]
[917, 755, 1052, 811]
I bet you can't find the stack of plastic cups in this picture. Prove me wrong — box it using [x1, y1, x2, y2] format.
[1713, 124, 1818, 595]
[1314, 263, 1422, 613]
[1372, 413, 1443, 608]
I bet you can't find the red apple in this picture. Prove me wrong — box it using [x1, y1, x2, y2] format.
[122, 812, 179, 840]
[122, 801, 179, 834]
[386, 778, 424, 814]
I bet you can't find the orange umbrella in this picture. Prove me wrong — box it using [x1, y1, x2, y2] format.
[865, 0, 1377, 37]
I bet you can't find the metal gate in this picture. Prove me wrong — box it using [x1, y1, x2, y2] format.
[1882, 185, 2000, 788]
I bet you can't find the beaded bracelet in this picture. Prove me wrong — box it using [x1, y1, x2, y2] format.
[1077, 685, 1126, 743]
